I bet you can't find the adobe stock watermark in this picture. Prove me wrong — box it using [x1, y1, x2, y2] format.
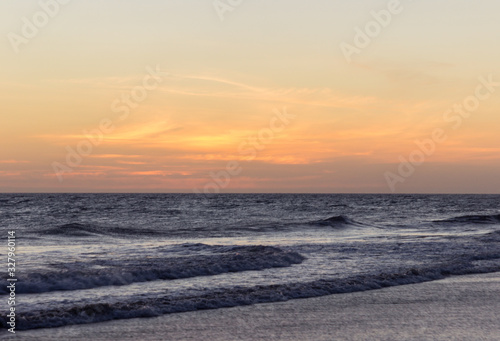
[7, 0, 71, 54]
[213, 0, 243, 21]
[52, 65, 167, 182]
[194, 107, 296, 194]
[340, 0, 412, 63]
[384, 74, 499, 192]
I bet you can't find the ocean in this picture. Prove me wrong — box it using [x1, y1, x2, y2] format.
[1, 193, 500, 332]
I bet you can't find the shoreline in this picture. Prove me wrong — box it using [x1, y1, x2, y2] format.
[7, 272, 500, 340]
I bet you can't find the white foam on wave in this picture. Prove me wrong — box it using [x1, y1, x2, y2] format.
[0, 245, 305, 295]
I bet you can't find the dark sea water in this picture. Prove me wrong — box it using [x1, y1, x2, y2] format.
[1, 194, 500, 331]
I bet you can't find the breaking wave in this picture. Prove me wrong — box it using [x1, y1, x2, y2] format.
[0, 245, 305, 295]
[5, 255, 500, 330]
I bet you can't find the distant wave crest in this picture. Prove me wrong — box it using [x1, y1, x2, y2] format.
[310, 215, 361, 228]
[41, 223, 164, 237]
[433, 214, 500, 225]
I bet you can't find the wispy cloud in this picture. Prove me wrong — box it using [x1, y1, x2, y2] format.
[162, 73, 383, 110]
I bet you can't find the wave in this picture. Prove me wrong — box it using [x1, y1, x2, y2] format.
[0, 198, 31, 206]
[476, 230, 500, 243]
[40, 223, 165, 237]
[6, 255, 500, 330]
[310, 215, 361, 228]
[0, 245, 305, 295]
[433, 214, 500, 225]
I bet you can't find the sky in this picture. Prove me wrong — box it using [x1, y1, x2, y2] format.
[1, 0, 500, 193]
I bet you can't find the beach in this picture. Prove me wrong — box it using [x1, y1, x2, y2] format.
[11, 272, 500, 341]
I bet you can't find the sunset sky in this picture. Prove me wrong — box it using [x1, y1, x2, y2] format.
[1, 0, 500, 193]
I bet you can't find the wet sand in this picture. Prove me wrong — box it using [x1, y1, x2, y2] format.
[9, 272, 500, 341]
